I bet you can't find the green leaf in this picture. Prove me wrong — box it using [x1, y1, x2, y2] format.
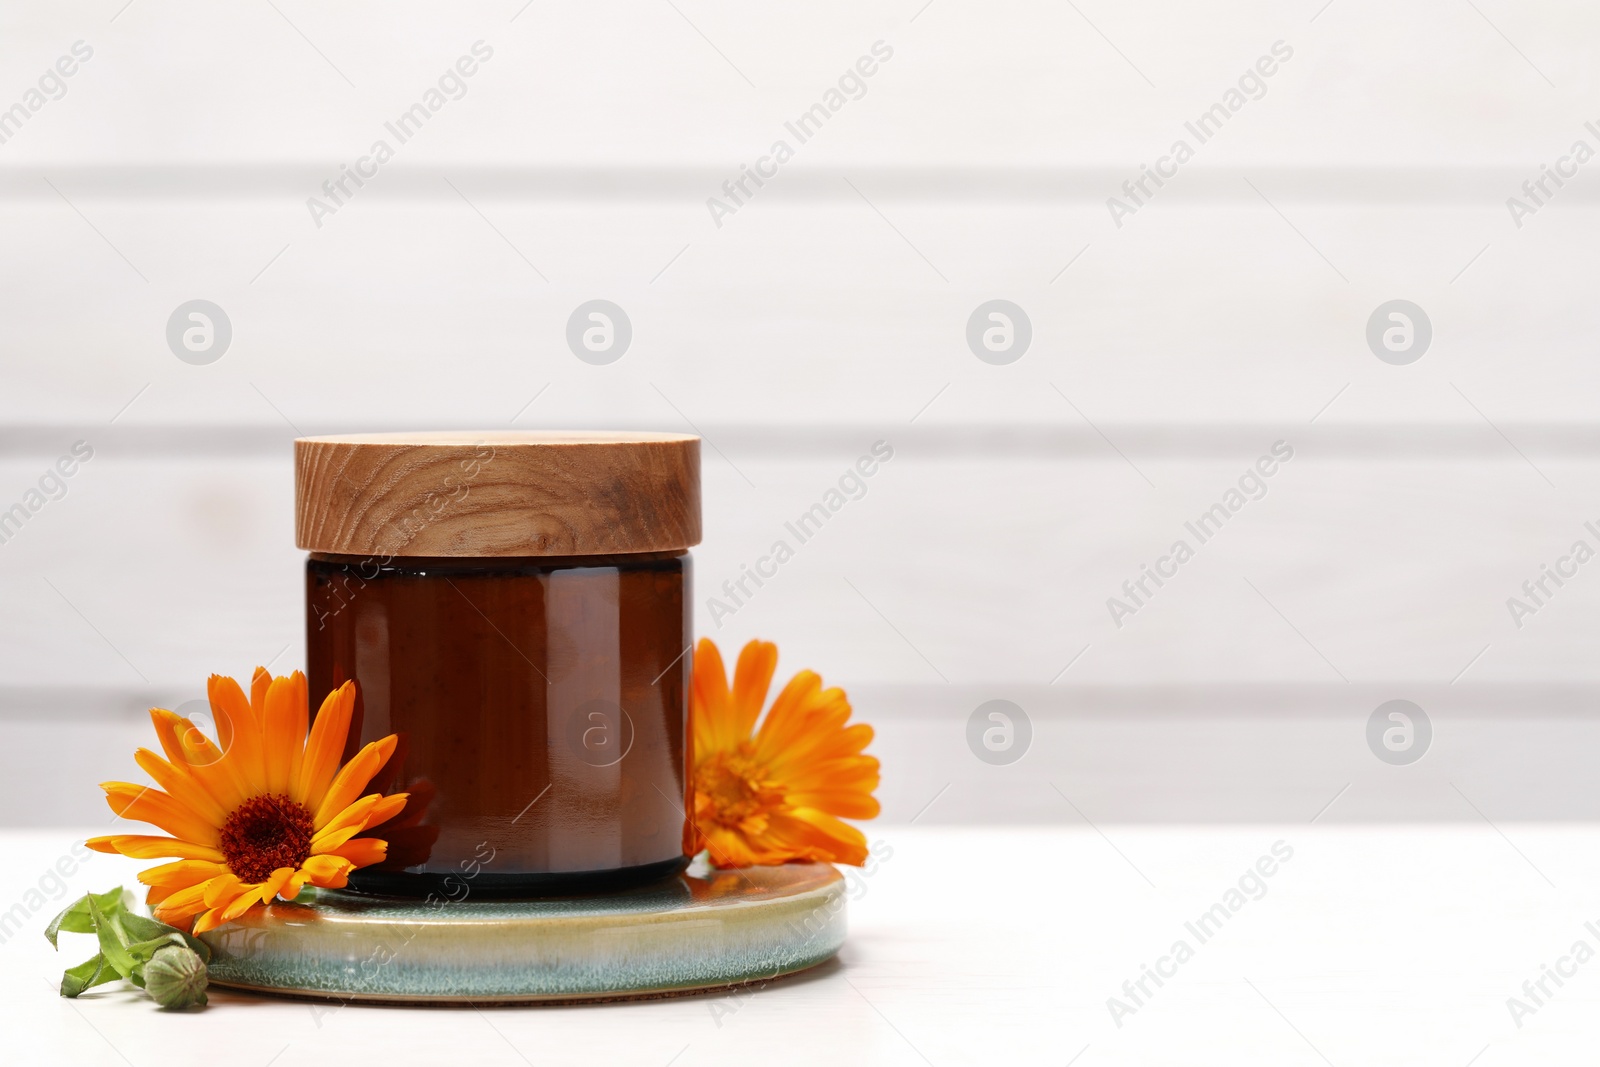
[60, 953, 119, 998]
[118, 912, 211, 963]
[44, 901, 95, 948]
[44, 887, 129, 949]
[125, 933, 187, 965]
[88, 899, 136, 979]
[116, 911, 169, 941]
[53, 886, 215, 1003]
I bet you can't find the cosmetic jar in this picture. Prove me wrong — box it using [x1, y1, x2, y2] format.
[295, 431, 699, 895]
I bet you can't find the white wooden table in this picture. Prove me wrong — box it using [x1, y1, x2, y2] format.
[1, 823, 1593, 1065]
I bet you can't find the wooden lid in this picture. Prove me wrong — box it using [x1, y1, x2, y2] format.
[295, 431, 700, 557]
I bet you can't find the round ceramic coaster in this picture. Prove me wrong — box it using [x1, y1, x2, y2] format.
[201, 861, 845, 1003]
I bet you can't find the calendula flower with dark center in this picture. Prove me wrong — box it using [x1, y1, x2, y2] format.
[88, 670, 406, 933]
[688, 639, 879, 867]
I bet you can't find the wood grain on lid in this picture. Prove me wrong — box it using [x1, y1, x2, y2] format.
[294, 431, 701, 557]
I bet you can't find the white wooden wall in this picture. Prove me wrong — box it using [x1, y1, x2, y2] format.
[3, 1, 1598, 825]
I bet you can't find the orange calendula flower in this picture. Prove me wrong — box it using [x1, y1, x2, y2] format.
[688, 638, 879, 867]
[87, 669, 406, 934]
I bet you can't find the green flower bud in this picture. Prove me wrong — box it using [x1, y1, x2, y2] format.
[143, 945, 208, 1010]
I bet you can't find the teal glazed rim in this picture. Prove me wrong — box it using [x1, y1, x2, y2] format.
[200, 861, 846, 1004]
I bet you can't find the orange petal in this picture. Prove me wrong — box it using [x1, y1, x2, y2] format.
[209, 673, 264, 784]
[279, 869, 312, 901]
[219, 872, 283, 922]
[149, 706, 213, 766]
[766, 807, 869, 866]
[147, 708, 244, 812]
[757, 687, 863, 779]
[153, 879, 213, 923]
[137, 859, 226, 890]
[702, 804, 870, 868]
[86, 834, 224, 862]
[261, 672, 308, 797]
[327, 836, 387, 869]
[264, 866, 295, 898]
[781, 753, 881, 798]
[311, 793, 386, 851]
[285, 672, 309, 794]
[823, 721, 876, 760]
[691, 638, 734, 755]
[250, 666, 272, 719]
[101, 783, 220, 847]
[132, 749, 228, 827]
[785, 790, 881, 821]
[302, 854, 355, 889]
[313, 736, 397, 828]
[221, 890, 263, 920]
[731, 640, 778, 741]
[191, 907, 228, 934]
[296, 681, 356, 810]
[702, 825, 762, 868]
[203, 872, 247, 909]
[361, 792, 408, 830]
[752, 674, 832, 758]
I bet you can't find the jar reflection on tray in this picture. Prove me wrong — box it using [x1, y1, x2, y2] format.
[294, 432, 700, 896]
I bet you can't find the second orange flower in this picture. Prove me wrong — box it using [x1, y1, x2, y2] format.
[688, 638, 879, 868]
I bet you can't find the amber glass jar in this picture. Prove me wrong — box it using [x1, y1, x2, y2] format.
[295, 432, 700, 896]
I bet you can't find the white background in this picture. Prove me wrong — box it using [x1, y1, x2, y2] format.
[8, 3, 1600, 1064]
[2, 0, 1598, 832]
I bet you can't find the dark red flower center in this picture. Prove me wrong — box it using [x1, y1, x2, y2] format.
[221, 794, 314, 883]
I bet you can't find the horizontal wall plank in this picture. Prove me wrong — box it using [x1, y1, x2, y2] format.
[2, 1, 1595, 167]
[9, 423, 1600, 459]
[10, 684, 1600, 826]
[0, 450, 1594, 690]
[1, 202, 1595, 427]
